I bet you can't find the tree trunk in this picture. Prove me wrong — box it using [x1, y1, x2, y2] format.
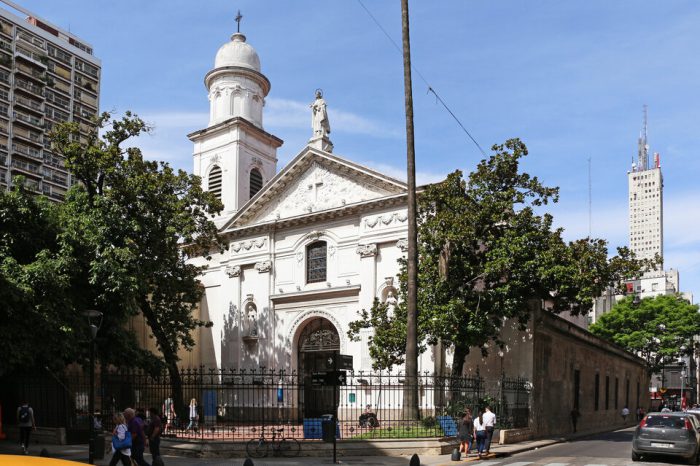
[139, 299, 186, 420]
[401, 0, 419, 421]
[452, 344, 469, 378]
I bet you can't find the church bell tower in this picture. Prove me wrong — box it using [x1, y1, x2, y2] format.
[189, 18, 282, 217]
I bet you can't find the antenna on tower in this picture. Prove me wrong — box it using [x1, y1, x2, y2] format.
[638, 105, 649, 171]
[588, 156, 592, 238]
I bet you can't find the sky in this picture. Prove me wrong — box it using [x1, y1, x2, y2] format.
[10, 1, 700, 302]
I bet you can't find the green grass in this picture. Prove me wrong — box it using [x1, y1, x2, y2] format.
[351, 424, 444, 439]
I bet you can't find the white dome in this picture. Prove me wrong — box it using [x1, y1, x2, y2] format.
[214, 33, 261, 71]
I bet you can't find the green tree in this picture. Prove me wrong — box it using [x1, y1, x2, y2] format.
[589, 294, 700, 373]
[349, 139, 654, 375]
[0, 178, 80, 374]
[51, 112, 223, 413]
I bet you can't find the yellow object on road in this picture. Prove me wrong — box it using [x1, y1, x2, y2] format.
[0, 455, 85, 465]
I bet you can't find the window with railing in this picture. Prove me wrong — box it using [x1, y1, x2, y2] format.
[15, 95, 43, 112]
[0, 104, 8, 116]
[11, 157, 40, 174]
[13, 111, 43, 127]
[0, 89, 7, 101]
[13, 142, 42, 159]
[0, 69, 10, 84]
[45, 105, 70, 122]
[17, 31, 45, 49]
[15, 78, 43, 95]
[47, 44, 72, 65]
[75, 59, 99, 78]
[45, 89, 70, 110]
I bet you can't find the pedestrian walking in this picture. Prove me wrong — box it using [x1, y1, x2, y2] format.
[621, 406, 630, 422]
[108, 412, 131, 466]
[473, 411, 488, 458]
[185, 398, 198, 432]
[570, 408, 580, 433]
[482, 405, 496, 453]
[146, 407, 163, 465]
[162, 397, 174, 434]
[17, 401, 35, 455]
[458, 409, 474, 455]
[125, 407, 150, 466]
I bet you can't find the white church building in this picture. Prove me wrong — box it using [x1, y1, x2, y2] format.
[187, 28, 440, 389]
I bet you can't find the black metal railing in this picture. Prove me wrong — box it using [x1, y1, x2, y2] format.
[1, 367, 530, 441]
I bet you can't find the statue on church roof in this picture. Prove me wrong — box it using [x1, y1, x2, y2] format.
[311, 89, 331, 137]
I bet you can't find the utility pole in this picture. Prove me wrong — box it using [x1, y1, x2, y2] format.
[400, 0, 419, 420]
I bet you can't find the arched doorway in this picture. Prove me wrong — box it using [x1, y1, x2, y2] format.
[298, 317, 339, 418]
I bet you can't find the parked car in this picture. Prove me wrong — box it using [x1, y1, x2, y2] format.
[632, 412, 700, 463]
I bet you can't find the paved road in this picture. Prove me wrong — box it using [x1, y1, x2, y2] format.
[476, 428, 682, 466]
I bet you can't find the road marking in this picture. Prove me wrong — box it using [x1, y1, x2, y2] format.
[583, 464, 608, 466]
[477, 462, 503, 466]
[504, 462, 533, 466]
[543, 463, 570, 466]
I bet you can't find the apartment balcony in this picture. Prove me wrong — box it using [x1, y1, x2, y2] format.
[15, 79, 44, 97]
[14, 47, 47, 69]
[13, 129, 43, 147]
[12, 143, 42, 161]
[10, 158, 41, 176]
[13, 111, 44, 130]
[14, 95, 44, 114]
[17, 31, 46, 51]
[15, 62, 46, 82]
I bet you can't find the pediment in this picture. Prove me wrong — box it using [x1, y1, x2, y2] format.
[224, 147, 406, 229]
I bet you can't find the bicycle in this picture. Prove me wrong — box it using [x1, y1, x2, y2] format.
[246, 426, 301, 458]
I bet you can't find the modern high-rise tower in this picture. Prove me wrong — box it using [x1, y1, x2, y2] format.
[627, 106, 663, 267]
[0, 0, 100, 201]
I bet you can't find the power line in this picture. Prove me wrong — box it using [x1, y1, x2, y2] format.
[355, 0, 487, 157]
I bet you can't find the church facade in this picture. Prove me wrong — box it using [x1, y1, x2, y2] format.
[187, 29, 440, 385]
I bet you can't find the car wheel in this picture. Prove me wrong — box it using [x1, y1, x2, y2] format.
[631, 451, 641, 462]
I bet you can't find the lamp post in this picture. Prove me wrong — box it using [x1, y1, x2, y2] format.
[83, 310, 103, 465]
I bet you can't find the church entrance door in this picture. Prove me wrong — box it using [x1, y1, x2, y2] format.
[297, 317, 340, 420]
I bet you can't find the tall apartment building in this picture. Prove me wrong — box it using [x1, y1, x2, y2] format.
[591, 109, 692, 324]
[628, 108, 663, 267]
[0, 0, 100, 201]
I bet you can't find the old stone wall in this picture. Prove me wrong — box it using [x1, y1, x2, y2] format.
[531, 308, 648, 437]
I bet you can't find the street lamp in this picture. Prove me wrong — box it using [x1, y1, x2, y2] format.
[83, 310, 103, 465]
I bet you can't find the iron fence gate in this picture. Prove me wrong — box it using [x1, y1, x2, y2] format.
[1, 367, 531, 441]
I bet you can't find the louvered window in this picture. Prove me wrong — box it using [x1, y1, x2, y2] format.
[306, 241, 327, 283]
[208, 165, 222, 200]
[249, 168, 263, 198]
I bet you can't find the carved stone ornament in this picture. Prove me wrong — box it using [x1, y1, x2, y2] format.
[396, 239, 409, 252]
[255, 260, 272, 273]
[231, 238, 267, 254]
[225, 265, 241, 278]
[210, 154, 221, 164]
[356, 243, 377, 258]
[365, 212, 408, 229]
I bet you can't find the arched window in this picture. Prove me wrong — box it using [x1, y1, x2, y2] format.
[208, 165, 222, 200]
[306, 241, 327, 283]
[249, 168, 263, 198]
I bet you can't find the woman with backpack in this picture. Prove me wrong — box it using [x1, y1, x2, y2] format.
[17, 401, 35, 455]
[108, 412, 131, 466]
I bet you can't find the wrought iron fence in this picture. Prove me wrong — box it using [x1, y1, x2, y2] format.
[1, 367, 530, 441]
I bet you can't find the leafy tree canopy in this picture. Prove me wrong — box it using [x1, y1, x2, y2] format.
[589, 294, 700, 373]
[349, 139, 655, 375]
[0, 178, 79, 374]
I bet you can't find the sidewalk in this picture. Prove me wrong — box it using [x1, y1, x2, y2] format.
[0, 429, 620, 465]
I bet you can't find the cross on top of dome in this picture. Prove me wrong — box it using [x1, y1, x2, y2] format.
[235, 10, 243, 33]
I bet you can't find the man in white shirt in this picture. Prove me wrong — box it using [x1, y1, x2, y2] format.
[482, 406, 497, 453]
